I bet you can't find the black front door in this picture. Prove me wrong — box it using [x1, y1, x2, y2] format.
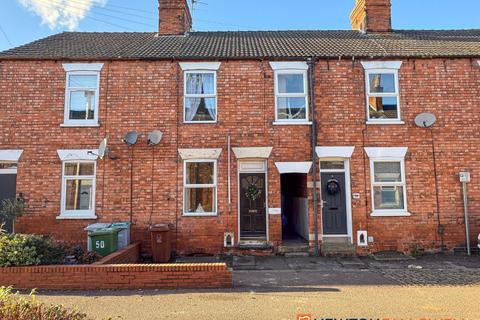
[321, 172, 347, 235]
[0, 173, 17, 233]
[240, 173, 266, 238]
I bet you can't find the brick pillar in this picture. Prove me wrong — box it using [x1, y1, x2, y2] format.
[350, 0, 392, 32]
[158, 0, 192, 35]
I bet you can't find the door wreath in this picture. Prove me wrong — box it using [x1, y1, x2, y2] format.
[326, 179, 340, 195]
[242, 176, 263, 201]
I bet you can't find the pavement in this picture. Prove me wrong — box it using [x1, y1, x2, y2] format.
[27, 253, 480, 320]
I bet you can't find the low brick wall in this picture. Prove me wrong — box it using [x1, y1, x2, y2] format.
[94, 243, 141, 265]
[0, 263, 232, 290]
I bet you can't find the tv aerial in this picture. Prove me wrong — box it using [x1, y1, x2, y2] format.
[123, 131, 138, 146]
[147, 130, 163, 146]
[414, 113, 437, 128]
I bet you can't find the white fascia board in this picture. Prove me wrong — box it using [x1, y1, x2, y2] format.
[62, 63, 104, 72]
[364, 147, 408, 159]
[178, 148, 222, 160]
[179, 62, 221, 71]
[275, 162, 312, 174]
[57, 149, 99, 161]
[269, 61, 308, 71]
[0, 150, 23, 162]
[361, 61, 402, 70]
[316, 146, 355, 158]
[232, 147, 273, 159]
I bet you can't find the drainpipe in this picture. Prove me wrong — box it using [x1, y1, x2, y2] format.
[460, 172, 471, 255]
[307, 57, 319, 256]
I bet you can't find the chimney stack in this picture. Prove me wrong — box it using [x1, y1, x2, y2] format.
[350, 0, 392, 32]
[158, 0, 192, 35]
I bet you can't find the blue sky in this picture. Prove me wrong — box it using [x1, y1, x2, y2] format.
[1, 0, 479, 51]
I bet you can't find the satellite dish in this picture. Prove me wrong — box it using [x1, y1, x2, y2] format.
[123, 131, 138, 145]
[88, 137, 118, 160]
[147, 130, 163, 146]
[414, 113, 437, 128]
[98, 138, 108, 159]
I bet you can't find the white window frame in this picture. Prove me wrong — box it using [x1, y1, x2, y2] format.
[183, 70, 218, 123]
[183, 159, 218, 216]
[273, 69, 309, 124]
[62, 63, 103, 127]
[179, 62, 221, 124]
[59, 160, 97, 220]
[361, 61, 403, 125]
[365, 146, 409, 217]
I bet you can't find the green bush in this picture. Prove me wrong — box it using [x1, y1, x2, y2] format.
[0, 286, 90, 320]
[0, 234, 67, 267]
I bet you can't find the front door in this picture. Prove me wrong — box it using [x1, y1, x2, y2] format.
[321, 172, 347, 235]
[240, 172, 266, 238]
[0, 168, 17, 233]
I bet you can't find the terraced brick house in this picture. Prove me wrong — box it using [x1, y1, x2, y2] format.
[0, 0, 479, 256]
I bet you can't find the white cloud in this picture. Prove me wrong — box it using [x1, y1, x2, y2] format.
[18, 0, 107, 31]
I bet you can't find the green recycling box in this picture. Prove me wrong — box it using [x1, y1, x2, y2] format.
[88, 228, 119, 257]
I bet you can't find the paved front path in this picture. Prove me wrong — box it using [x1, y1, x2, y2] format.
[30, 254, 480, 320]
[231, 254, 480, 286]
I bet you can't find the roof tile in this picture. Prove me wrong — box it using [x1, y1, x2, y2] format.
[0, 30, 479, 60]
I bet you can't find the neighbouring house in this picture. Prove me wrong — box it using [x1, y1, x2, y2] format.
[0, 0, 479, 257]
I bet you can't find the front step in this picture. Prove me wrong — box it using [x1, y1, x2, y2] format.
[284, 252, 310, 257]
[278, 243, 310, 256]
[321, 242, 356, 257]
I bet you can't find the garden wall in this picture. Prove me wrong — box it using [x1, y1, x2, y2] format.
[94, 243, 141, 265]
[0, 263, 232, 290]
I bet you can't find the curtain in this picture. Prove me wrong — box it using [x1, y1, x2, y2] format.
[202, 76, 216, 119]
[186, 74, 203, 121]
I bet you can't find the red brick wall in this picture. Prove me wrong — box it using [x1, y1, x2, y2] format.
[94, 243, 140, 265]
[0, 263, 232, 290]
[1, 58, 479, 255]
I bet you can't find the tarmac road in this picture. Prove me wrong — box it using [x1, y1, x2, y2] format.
[32, 270, 480, 320]
[26, 255, 480, 319]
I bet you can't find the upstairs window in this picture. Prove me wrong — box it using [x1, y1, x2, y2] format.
[275, 72, 308, 121]
[270, 62, 309, 124]
[362, 61, 402, 124]
[184, 72, 217, 122]
[180, 62, 221, 123]
[62, 63, 103, 126]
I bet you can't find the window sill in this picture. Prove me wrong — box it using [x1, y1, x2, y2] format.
[182, 213, 218, 217]
[370, 211, 411, 217]
[56, 214, 98, 220]
[273, 121, 312, 126]
[183, 121, 217, 124]
[366, 121, 405, 125]
[61, 123, 100, 128]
